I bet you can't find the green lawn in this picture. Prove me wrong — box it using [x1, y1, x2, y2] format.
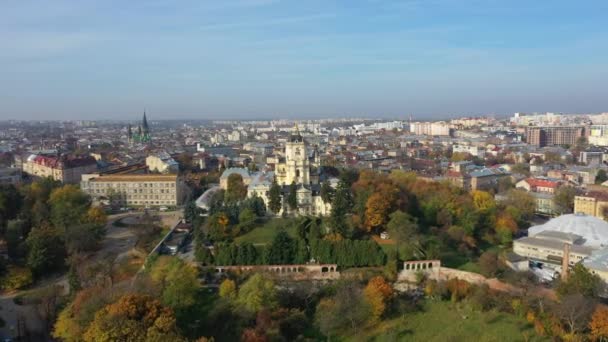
[357, 300, 547, 342]
[235, 218, 299, 245]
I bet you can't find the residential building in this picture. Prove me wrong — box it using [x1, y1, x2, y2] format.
[525, 126, 585, 147]
[146, 151, 179, 173]
[23, 154, 97, 184]
[81, 173, 187, 207]
[588, 125, 608, 146]
[574, 191, 608, 220]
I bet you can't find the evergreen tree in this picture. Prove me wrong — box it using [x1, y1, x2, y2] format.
[268, 179, 282, 214]
[320, 181, 334, 204]
[597, 169, 608, 184]
[294, 238, 309, 264]
[267, 231, 296, 264]
[287, 181, 298, 211]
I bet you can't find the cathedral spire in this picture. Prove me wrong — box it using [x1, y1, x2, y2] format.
[142, 110, 149, 133]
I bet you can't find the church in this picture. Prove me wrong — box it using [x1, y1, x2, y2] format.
[221, 127, 334, 216]
[127, 111, 151, 144]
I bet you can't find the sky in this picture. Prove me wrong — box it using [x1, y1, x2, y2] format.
[2, 0, 608, 121]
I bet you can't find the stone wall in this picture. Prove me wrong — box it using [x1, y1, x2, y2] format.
[214, 264, 340, 280]
[398, 260, 485, 284]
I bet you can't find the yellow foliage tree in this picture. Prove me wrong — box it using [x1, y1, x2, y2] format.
[83, 294, 185, 342]
[363, 276, 394, 320]
[219, 279, 237, 300]
[365, 192, 392, 230]
[84, 206, 107, 226]
[472, 190, 495, 211]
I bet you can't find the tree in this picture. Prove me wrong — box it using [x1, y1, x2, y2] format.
[237, 274, 277, 313]
[495, 213, 518, 244]
[315, 280, 370, 337]
[84, 206, 107, 226]
[320, 181, 334, 204]
[472, 190, 496, 211]
[219, 279, 237, 300]
[365, 192, 392, 231]
[149, 256, 200, 310]
[478, 251, 500, 277]
[557, 263, 604, 298]
[26, 225, 66, 276]
[364, 276, 394, 321]
[386, 210, 420, 259]
[554, 186, 576, 215]
[332, 179, 353, 215]
[554, 294, 596, 335]
[238, 208, 257, 233]
[268, 179, 282, 214]
[287, 181, 298, 211]
[267, 231, 295, 265]
[225, 173, 248, 203]
[65, 223, 106, 253]
[0, 184, 22, 226]
[597, 170, 608, 184]
[49, 185, 90, 229]
[590, 305, 608, 341]
[504, 189, 536, 220]
[83, 294, 185, 342]
[5, 219, 27, 259]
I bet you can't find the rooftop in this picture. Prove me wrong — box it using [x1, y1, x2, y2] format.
[89, 174, 178, 182]
[528, 213, 608, 248]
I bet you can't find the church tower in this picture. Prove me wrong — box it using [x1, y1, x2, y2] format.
[284, 124, 310, 185]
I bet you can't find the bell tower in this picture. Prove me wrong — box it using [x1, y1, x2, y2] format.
[284, 124, 310, 185]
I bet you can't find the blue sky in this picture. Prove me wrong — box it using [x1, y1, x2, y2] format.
[2, 0, 608, 120]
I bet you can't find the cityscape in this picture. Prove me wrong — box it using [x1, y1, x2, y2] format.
[3, 1, 608, 341]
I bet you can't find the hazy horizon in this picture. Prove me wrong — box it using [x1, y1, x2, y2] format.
[2, 0, 608, 120]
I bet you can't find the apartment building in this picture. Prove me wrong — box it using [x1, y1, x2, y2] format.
[81, 174, 187, 207]
[22, 154, 97, 184]
[525, 126, 585, 147]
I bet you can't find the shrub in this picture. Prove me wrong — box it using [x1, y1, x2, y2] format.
[1, 266, 33, 291]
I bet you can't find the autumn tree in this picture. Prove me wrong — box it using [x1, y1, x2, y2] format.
[365, 192, 392, 231]
[472, 190, 496, 211]
[268, 179, 282, 214]
[364, 276, 394, 321]
[84, 206, 107, 226]
[219, 278, 237, 300]
[83, 294, 185, 342]
[237, 274, 277, 313]
[590, 305, 608, 341]
[495, 212, 518, 244]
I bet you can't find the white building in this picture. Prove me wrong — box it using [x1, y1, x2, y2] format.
[146, 151, 179, 173]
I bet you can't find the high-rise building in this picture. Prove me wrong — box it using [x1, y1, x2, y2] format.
[525, 126, 585, 147]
